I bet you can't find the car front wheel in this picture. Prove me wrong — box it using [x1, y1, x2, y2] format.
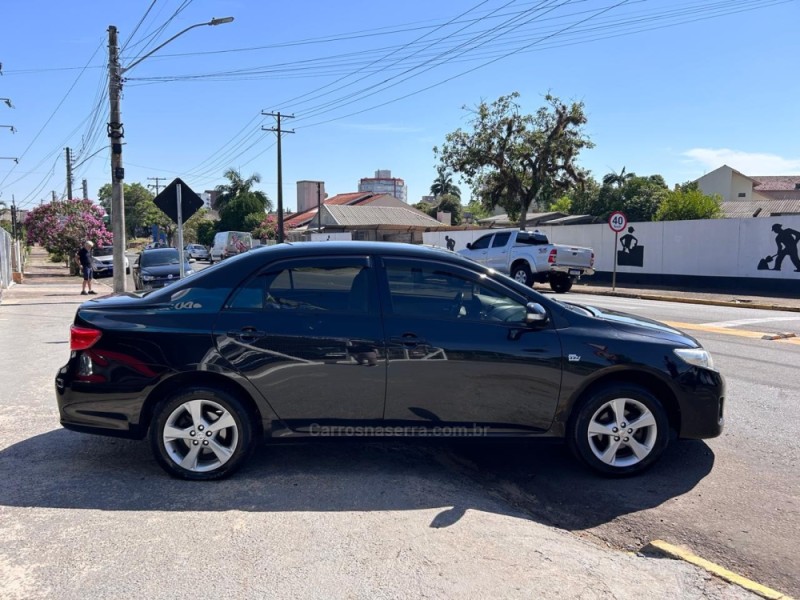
[569, 384, 668, 476]
[150, 387, 255, 480]
[511, 263, 532, 286]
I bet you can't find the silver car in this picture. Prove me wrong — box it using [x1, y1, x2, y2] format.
[184, 244, 210, 261]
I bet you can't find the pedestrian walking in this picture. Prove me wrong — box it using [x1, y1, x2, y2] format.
[77, 240, 96, 295]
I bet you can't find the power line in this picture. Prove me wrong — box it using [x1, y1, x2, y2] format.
[121, 0, 160, 53]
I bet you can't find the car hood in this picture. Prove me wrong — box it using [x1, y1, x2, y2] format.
[571, 303, 699, 347]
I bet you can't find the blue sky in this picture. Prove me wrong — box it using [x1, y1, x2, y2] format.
[1, 0, 798, 212]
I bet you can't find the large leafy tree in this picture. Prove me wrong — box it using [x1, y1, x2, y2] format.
[570, 174, 667, 221]
[218, 192, 269, 232]
[24, 199, 112, 262]
[98, 182, 155, 238]
[214, 169, 272, 212]
[655, 184, 722, 221]
[430, 167, 461, 199]
[436, 92, 592, 229]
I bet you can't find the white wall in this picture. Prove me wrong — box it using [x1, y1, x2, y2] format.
[424, 217, 800, 281]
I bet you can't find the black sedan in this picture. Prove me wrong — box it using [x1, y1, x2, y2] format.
[56, 242, 724, 480]
[132, 247, 193, 290]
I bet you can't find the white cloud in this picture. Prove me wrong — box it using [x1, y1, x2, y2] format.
[683, 148, 800, 175]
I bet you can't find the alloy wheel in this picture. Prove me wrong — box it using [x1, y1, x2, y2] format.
[162, 399, 239, 473]
[586, 397, 657, 468]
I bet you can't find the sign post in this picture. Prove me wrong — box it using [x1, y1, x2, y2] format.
[608, 211, 628, 291]
[176, 183, 185, 279]
[153, 177, 204, 281]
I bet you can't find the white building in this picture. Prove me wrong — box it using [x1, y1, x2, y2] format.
[358, 169, 407, 203]
[695, 165, 768, 202]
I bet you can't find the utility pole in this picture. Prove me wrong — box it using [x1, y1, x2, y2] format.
[262, 111, 294, 243]
[147, 176, 167, 195]
[51, 190, 57, 202]
[65, 147, 74, 200]
[82, 178, 89, 200]
[317, 181, 322, 233]
[108, 25, 127, 293]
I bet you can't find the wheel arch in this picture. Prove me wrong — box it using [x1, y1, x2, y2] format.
[139, 371, 268, 439]
[565, 369, 681, 435]
[510, 258, 532, 274]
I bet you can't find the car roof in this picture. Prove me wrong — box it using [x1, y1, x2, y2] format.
[243, 241, 476, 265]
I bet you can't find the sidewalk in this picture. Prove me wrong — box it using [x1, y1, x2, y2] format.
[0, 245, 112, 305]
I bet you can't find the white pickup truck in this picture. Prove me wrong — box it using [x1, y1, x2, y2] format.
[458, 229, 594, 293]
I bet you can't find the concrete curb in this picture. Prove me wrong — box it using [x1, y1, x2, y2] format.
[642, 540, 794, 600]
[574, 289, 800, 313]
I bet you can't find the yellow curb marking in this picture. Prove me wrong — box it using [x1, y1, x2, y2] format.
[645, 540, 793, 600]
[662, 321, 770, 340]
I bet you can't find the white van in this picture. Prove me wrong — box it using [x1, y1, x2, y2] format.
[210, 231, 253, 263]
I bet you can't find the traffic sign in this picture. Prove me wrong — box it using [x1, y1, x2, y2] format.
[153, 177, 204, 223]
[608, 211, 628, 233]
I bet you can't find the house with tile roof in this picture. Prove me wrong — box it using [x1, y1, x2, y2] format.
[695, 165, 800, 217]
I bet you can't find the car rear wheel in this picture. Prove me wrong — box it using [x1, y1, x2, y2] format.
[150, 387, 255, 480]
[549, 273, 574, 293]
[511, 263, 532, 286]
[569, 384, 668, 476]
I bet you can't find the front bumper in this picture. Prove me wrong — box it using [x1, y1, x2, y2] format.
[677, 367, 725, 439]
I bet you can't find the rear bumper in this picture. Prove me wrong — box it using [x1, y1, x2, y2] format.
[551, 266, 595, 277]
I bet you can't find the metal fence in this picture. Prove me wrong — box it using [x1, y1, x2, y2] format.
[0, 227, 11, 290]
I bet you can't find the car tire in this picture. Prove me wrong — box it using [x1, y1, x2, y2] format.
[510, 263, 533, 287]
[149, 387, 256, 480]
[568, 384, 669, 476]
[549, 273, 574, 293]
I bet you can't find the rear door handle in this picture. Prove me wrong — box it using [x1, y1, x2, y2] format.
[390, 334, 426, 348]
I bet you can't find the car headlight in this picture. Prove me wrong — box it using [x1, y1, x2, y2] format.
[141, 274, 155, 282]
[674, 348, 715, 371]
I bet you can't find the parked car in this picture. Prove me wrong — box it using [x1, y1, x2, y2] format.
[91, 246, 130, 278]
[210, 231, 253, 263]
[459, 229, 594, 293]
[131, 247, 193, 291]
[184, 243, 210, 261]
[56, 242, 723, 480]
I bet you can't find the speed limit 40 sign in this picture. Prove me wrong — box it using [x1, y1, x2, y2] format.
[609, 211, 628, 233]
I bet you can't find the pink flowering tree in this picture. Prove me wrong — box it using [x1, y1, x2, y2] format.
[252, 214, 278, 242]
[25, 199, 113, 267]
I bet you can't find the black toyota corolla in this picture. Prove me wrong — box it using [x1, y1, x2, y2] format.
[55, 242, 724, 480]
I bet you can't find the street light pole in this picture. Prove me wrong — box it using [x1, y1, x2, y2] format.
[106, 17, 234, 293]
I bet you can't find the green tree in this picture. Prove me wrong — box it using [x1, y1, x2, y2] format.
[430, 167, 461, 199]
[182, 208, 211, 243]
[464, 198, 491, 222]
[564, 176, 600, 215]
[602, 166, 635, 188]
[548, 196, 572, 213]
[196, 220, 217, 247]
[214, 169, 272, 212]
[655, 188, 722, 221]
[436, 92, 592, 230]
[422, 193, 463, 225]
[98, 182, 155, 237]
[218, 192, 268, 232]
[575, 174, 667, 221]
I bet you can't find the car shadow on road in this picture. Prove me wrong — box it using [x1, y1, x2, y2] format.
[0, 430, 713, 530]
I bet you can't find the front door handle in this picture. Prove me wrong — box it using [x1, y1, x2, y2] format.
[390, 334, 426, 348]
[229, 327, 265, 342]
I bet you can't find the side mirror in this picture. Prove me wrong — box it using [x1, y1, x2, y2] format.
[465, 242, 473, 250]
[525, 302, 548, 325]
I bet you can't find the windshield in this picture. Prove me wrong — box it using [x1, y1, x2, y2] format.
[140, 249, 181, 267]
[94, 247, 113, 257]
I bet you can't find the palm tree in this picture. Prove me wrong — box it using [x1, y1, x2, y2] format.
[602, 166, 635, 188]
[430, 167, 461, 199]
[214, 168, 272, 212]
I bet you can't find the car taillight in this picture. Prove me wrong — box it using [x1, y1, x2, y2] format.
[70, 325, 102, 351]
[548, 249, 557, 264]
[590, 252, 595, 267]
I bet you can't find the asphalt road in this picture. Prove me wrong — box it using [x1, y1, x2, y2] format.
[449, 291, 800, 596]
[1, 277, 795, 598]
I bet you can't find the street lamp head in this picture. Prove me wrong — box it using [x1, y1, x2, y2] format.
[209, 16, 234, 26]
[1, 98, 13, 109]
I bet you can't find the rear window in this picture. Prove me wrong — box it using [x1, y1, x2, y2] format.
[515, 232, 549, 245]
